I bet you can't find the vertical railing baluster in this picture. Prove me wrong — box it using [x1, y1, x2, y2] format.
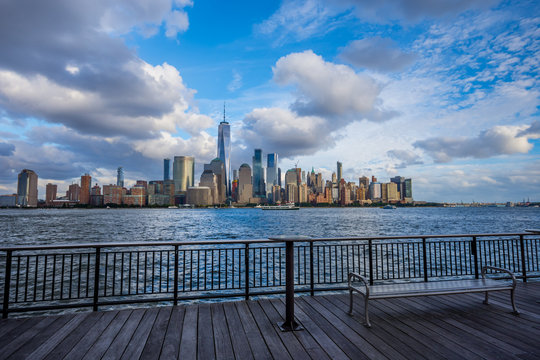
[174, 245, 178, 306]
[368, 239, 374, 286]
[93, 247, 101, 312]
[519, 235, 527, 282]
[2, 250, 12, 318]
[422, 237, 428, 282]
[472, 236, 479, 279]
[244, 243, 250, 301]
[309, 241, 314, 296]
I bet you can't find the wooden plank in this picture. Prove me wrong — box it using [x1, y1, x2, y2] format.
[63, 310, 119, 360]
[140, 307, 172, 359]
[257, 299, 312, 360]
[430, 295, 540, 352]
[211, 303, 235, 360]
[337, 294, 478, 360]
[305, 295, 388, 360]
[0, 315, 59, 360]
[246, 300, 293, 360]
[44, 312, 106, 360]
[273, 297, 348, 360]
[101, 308, 146, 360]
[389, 296, 517, 360]
[159, 306, 186, 360]
[197, 303, 215, 360]
[26, 312, 92, 360]
[295, 296, 370, 359]
[119, 307, 160, 360]
[317, 295, 414, 360]
[222, 301, 254, 360]
[336, 295, 459, 359]
[234, 301, 272, 360]
[4, 315, 75, 360]
[417, 295, 531, 355]
[0, 317, 28, 338]
[0, 317, 43, 351]
[267, 299, 331, 360]
[80, 310, 131, 360]
[179, 304, 198, 360]
[368, 296, 484, 360]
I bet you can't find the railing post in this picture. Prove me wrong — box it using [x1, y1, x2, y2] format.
[2, 250, 12, 319]
[472, 236, 479, 279]
[519, 235, 527, 283]
[368, 239, 374, 286]
[174, 245, 179, 306]
[422, 237, 428, 282]
[244, 243, 250, 301]
[309, 241, 314, 296]
[93, 247, 101, 311]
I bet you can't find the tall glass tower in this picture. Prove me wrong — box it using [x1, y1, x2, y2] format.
[252, 149, 265, 198]
[217, 104, 231, 196]
[17, 169, 38, 207]
[117, 167, 124, 187]
[266, 153, 278, 195]
[173, 156, 195, 193]
[163, 158, 170, 181]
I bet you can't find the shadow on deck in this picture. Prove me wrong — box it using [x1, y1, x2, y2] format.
[1, 282, 539, 359]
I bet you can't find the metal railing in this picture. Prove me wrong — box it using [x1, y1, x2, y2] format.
[1, 232, 539, 318]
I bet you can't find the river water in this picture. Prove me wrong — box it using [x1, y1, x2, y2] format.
[1, 207, 539, 247]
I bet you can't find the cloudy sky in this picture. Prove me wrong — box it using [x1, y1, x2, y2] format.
[0, 0, 538, 202]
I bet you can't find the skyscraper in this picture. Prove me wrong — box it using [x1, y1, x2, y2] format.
[173, 156, 195, 193]
[337, 161, 343, 182]
[204, 158, 226, 203]
[45, 183, 57, 206]
[80, 173, 91, 205]
[117, 167, 124, 187]
[266, 153, 278, 196]
[164, 158, 170, 181]
[17, 169, 38, 207]
[238, 163, 252, 204]
[217, 105, 231, 196]
[252, 149, 265, 198]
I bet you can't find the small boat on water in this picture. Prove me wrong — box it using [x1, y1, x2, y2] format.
[260, 202, 299, 210]
[383, 205, 397, 209]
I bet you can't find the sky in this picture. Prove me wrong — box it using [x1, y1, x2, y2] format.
[0, 0, 539, 203]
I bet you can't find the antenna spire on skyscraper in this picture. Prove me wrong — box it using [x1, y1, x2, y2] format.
[222, 102, 227, 124]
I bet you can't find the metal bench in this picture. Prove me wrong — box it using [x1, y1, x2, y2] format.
[348, 266, 519, 327]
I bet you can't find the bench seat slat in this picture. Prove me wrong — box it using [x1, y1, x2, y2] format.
[351, 279, 513, 299]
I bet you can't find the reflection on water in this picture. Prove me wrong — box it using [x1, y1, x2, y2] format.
[1, 207, 539, 247]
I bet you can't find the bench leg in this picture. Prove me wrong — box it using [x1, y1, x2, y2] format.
[483, 291, 489, 305]
[510, 289, 519, 315]
[348, 289, 354, 315]
[364, 297, 371, 328]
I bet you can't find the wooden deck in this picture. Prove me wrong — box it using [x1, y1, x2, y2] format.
[1, 281, 539, 359]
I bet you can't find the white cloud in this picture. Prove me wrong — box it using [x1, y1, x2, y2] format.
[240, 107, 332, 158]
[133, 131, 215, 161]
[99, 0, 192, 38]
[339, 37, 417, 72]
[273, 50, 392, 121]
[0, 60, 210, 138]
[414, 124, 539, 162]
[227, 70, 243, 92]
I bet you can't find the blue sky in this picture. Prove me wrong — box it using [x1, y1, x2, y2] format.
[0, 0, 538, 202]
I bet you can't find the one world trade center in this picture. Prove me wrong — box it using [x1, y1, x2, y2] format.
[218, 105, 231, 197]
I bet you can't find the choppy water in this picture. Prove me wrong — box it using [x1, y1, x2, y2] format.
[1, 207, 539, 247]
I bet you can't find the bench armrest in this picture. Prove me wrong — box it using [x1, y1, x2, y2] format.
[481, 266, 516, 288]
[348, 272, 370, 297]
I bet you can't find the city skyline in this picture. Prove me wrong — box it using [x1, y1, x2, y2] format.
[0, 1, 538, 203]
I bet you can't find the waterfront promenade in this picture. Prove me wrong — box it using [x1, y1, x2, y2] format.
[1, 281, 538, 359]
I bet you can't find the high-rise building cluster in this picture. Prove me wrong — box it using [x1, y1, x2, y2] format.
[0, 115, 413, 207]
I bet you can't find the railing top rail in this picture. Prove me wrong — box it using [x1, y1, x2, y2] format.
[0, 232, 535, 252]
